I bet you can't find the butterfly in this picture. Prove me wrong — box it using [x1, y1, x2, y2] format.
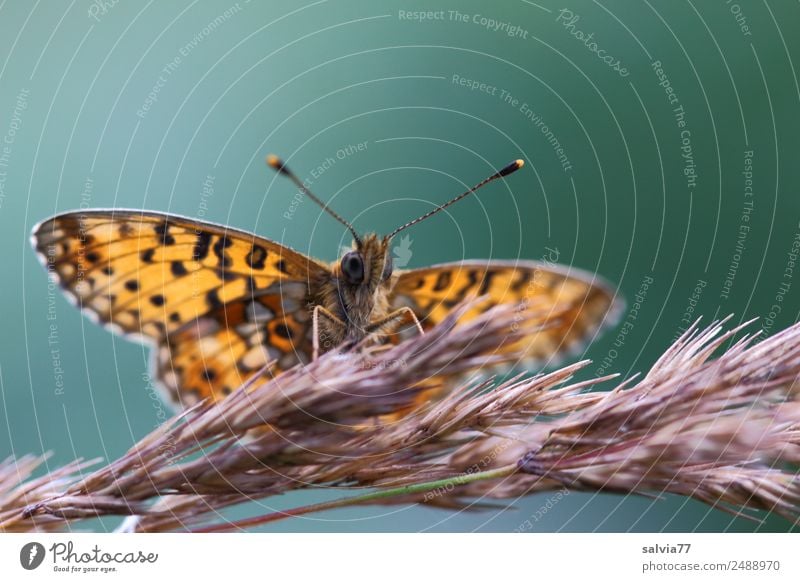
[31, 156, 621, 409]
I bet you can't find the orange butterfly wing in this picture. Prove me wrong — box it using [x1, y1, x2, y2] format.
[389, 260, 622, 367]
[32, 210, 328, 406]
[153, 297, 314, 406]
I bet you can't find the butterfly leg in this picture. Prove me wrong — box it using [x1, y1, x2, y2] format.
[312, 305, 346, 360]
[366, 307, 425, 338]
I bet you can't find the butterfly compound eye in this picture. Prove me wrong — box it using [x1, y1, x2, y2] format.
[340, 251, 365, 285]
[381, 254, 393, 281]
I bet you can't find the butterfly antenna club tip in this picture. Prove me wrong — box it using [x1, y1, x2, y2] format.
[266, 154, 288, 173]
[497, 159, 525, 177]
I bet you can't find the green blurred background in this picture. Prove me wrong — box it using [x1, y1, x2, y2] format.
[1, 0, 798, 532]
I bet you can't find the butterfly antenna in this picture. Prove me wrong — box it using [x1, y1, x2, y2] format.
[266, 154, 362, 245]
[386, 159, 525, 239]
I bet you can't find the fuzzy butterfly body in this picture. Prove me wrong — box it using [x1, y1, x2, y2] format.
[31, 158, 621, 409]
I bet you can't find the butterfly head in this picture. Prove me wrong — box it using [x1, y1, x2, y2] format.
[335, 233, 394, 294]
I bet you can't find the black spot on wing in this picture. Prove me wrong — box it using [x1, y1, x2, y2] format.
[171, 261, 188, 276]
[465, 269, 480, 291]
[154, 221, 176, 245]
[213, 235, 232, 268]
[511, 269, 531, 293]
[433, 271, 452, 292]
[478, 270, 499, 296]
[274, 322, 293, 339]
[214, 267, 237, 282]
[246, 244, 267, 270]
[193, 231, 212, 261]
[206, 289, 223, 310]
